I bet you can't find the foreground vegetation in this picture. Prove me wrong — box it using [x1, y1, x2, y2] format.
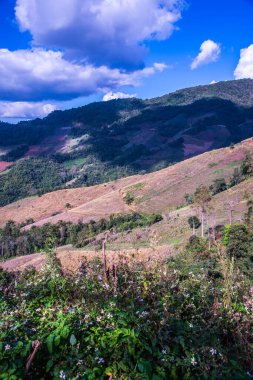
[0, 227, 253, 379]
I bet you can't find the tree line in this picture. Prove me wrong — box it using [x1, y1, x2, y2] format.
[0, 212, 162, 260]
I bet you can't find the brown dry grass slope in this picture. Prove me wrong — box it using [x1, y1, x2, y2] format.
[1, 138, 253, 228]
[1, 138, 253, 272]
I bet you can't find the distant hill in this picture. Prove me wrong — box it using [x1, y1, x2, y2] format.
[1, 79, 253, 206]
[149, 78, 253, 106]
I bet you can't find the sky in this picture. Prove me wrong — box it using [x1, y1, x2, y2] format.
[0, 0, 253, 122]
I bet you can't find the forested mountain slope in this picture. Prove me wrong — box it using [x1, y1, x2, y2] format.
[1, 79, 253, 206]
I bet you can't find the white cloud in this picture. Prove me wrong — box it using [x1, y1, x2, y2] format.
[0, 101, 56, 118]
[15, 0, 184, 68]
[234, 44, 253, 79]
[210, 80, 217, 84]
[191, 40, 221, 70]
[0, 48, 167, 101]
[103, 92, 137, 101]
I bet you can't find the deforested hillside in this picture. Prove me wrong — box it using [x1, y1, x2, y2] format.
[1, 138, 253, 251]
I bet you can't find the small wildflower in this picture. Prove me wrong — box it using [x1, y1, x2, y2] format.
[191, 357, 197, 366]
[59, 370, 66, 380]
[97, 357, 105, 364]
[5, 344, 11, 351]
[210, 348, 217, 356]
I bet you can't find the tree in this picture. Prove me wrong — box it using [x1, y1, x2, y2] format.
[244, 199, 253, 226]
[240, 152, 253, 177]
[184, 193, 193, 205]
[229, 168, 242, 187]
[210, 178, 227, 195]
[223, 224, 251, 258]
[188, 216, 201, 235]
[194, 185, 212, 238]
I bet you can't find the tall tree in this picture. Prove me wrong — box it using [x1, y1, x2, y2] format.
[194, 185, 212, 238]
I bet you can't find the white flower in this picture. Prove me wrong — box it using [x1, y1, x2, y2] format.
[97, 357, 105, 364]
[140, 311, 149, 318]
[59, 370, 66, 380]
[162, 349, 167, 355]
[5, 344, 11, 351]
[210, 348, 217, 356]
[191, 357, 197, 366]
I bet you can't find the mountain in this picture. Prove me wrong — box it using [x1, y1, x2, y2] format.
[1, 78, 253, 207]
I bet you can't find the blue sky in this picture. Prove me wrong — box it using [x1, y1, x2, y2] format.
[0, 0, 253, 121]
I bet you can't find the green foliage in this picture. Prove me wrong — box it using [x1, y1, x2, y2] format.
[0, 213, 163, 260]
[123, 192, 135, 205]
[229, 167, 243, 187]
[210, 178, 227, 195]
[184, 193, 193, 205]
[188, 216, 201, 229]
[1, 245, 253, 379]
[0, 158, 66, 206]
[187, 235, 209, 254]
[245, 199, 253, 226]
[0, 145, 29, 162]
[223, 224, 252, 258]
[240, 152, 253, 177]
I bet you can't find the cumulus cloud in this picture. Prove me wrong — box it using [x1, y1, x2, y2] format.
[15, 0, 184, 69]
[0, 101, 56, 118]
[0, 48, 167, 101]
[191, 40, 221, 70]
[103, 92, 137, 101]
[234, 44, 253, 79]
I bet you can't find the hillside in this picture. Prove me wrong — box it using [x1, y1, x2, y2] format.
[1, 138, 253, 255]
[1, 79, 253, 207]
[2, 137, 253, 380]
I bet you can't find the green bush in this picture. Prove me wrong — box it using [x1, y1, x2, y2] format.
[1, 247, 252, 379]
[223, 224, 252, 258]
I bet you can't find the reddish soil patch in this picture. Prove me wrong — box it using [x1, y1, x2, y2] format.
[24, 127, 71, 158]
[0, 161, 12, 171]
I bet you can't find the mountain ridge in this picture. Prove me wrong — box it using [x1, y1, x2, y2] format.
[1, 79, 253, 207]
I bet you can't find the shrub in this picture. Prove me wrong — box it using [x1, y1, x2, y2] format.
[210, 178, 227, 195]
[123, 192, 135, 205]
[188, 216, 201, 230]
[223, 224, 252, 258]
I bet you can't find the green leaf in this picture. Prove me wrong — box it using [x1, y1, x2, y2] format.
[46, 334, 54, 354]
[46, 359, 54, 373]
[70, 334, 77, 346]
[54, 335, 61, 347]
